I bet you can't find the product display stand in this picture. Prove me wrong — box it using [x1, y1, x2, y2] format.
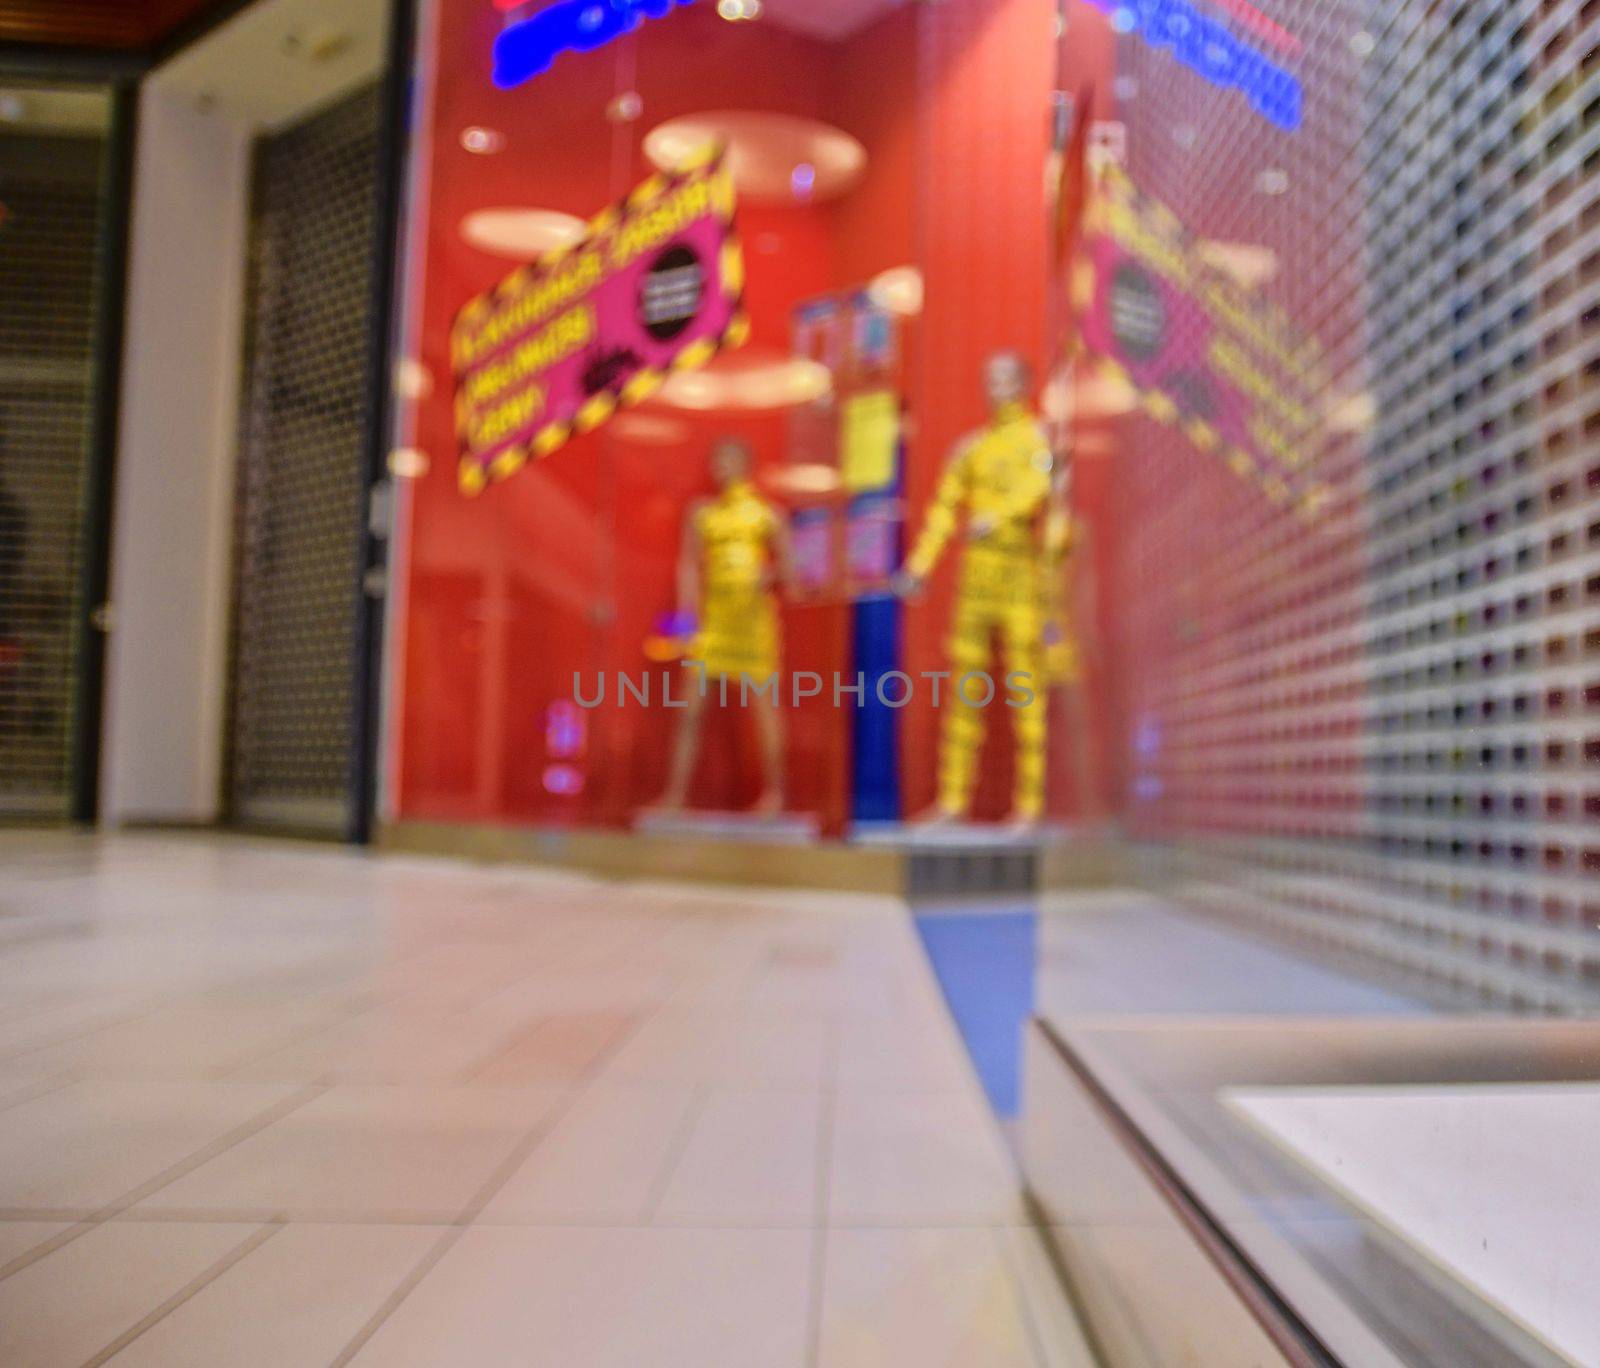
[849, 821, 1076, 849]
[632, 810, 820, 844]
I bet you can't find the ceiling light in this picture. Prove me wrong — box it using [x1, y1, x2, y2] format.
[1197, 240, 1279, 289]
[654, 354, 832, 411]
[771, 464, 841, 496]
[282, 25, 350, 62]
[1256, 167, 1289, 195]
[394, 358, 434, 399]
[867, 265, 924, 317]
[304, 26, 351, 62]
[660, 373, 719, 409]
[460, 126, 505, 154]
[607, 91, 643, 123]
[1326, 391, 1376, 433]
[1077, 366, 1138, 418]
[460, 207, 588, 259]
[388, 447, 430, 479]
[644, 112, 866, 203]
[611, 413, 691, 445]
[1041, 374, 1073, 423]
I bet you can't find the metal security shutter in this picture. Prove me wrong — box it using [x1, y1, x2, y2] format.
[0, 132, 105, 819]
[227, 86, 380, 834]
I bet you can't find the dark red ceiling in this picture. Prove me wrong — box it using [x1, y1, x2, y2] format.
[0, 0, 221, 50]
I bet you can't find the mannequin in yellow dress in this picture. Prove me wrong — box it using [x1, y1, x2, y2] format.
[658, 438, 793, 816]
[897, 352, 1054, 824]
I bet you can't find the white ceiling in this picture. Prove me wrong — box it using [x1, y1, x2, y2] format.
[761, 0, 908, 41]
[150, 0, 388, 132]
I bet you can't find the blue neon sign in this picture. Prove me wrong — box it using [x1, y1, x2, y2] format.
[1088, 0, 1302, 131]
[494, 0, 698, 89]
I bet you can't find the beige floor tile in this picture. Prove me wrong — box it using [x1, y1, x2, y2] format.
[104, 1223, 442, 1367]
[469, 1009, 635, 1084]
[0, 1220, 260, 1368]
[0, 1081, 302, 1211]
[817, 1227, 1038, 1368]
[829, 1090, 1023, 1224]
[0, 835, 1098, 1365]
[350, 1226, 811, 1367]
[835, 1013, 976, 1092]
[222, 1003, 530, 1084]
[136, 1085, 568, 1220]
[477, 969, 673, 1018]
[601, 1009, 829, 1088]
[0, 1219, 72, 1270]
[0, 998, 150, 1062]
[480, 1082, 696, 1221]
[0, 1070, 59, 1110]
[994, 1224, 1099, 1368]
[655, 1089, 824, 1223]
[17, 1005, 347, 1080]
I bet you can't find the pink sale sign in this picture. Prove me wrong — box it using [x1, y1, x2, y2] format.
[451, 146, 747, 494]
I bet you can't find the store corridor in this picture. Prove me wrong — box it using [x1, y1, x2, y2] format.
[0, 834, 1093, 1367]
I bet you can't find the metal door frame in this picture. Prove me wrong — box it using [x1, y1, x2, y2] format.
[347, 0, 417, 844]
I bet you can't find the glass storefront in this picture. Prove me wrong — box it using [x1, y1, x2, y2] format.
[384, 0, 1113, 836]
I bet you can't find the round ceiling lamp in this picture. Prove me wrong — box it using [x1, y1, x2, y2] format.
[387, 447, 430, 479]
[460, 207, 588, 260]
[643, 111, 867, 203]
[610, 412, 692, 445]
[768, 463, 841, 496]
[1197, 240, 1279, 289]
[867, 265, 924, 317]
[651, 348, 832, 411]
[1076, 365, 1139, 418]
[393, 357, 433, 400]
[459, 126, 505, 154]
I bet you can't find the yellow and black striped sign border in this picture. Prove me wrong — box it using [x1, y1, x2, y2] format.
[1087, 355, 1332, 525]
[457, 144, 743, 497]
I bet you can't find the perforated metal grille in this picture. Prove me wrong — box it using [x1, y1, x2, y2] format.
[1117, 1, 1600, 1009]
[227, 87, 380, 833]
[0, 132, 105, 818]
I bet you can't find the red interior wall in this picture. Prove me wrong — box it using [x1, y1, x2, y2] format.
[392, 0, 1123, 834]
[394, 4, 917, 832]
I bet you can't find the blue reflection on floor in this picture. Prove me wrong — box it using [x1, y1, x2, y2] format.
[914, 906, 1037, 1118]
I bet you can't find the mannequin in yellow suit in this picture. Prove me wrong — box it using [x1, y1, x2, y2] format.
[1039, 455, 1098, 820]
[897, 352, 1054, 824]
[658, 437, 792, 816]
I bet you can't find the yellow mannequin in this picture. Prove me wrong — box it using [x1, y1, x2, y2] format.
[901, 354, 1053, 823]
[658, 439, 791, 817]
[690, 477, 781, 681]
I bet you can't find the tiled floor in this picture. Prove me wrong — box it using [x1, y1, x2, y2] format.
[0, 832, 1094, 1367]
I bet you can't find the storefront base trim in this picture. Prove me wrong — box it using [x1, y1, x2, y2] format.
[378, 820, 1124, 898]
